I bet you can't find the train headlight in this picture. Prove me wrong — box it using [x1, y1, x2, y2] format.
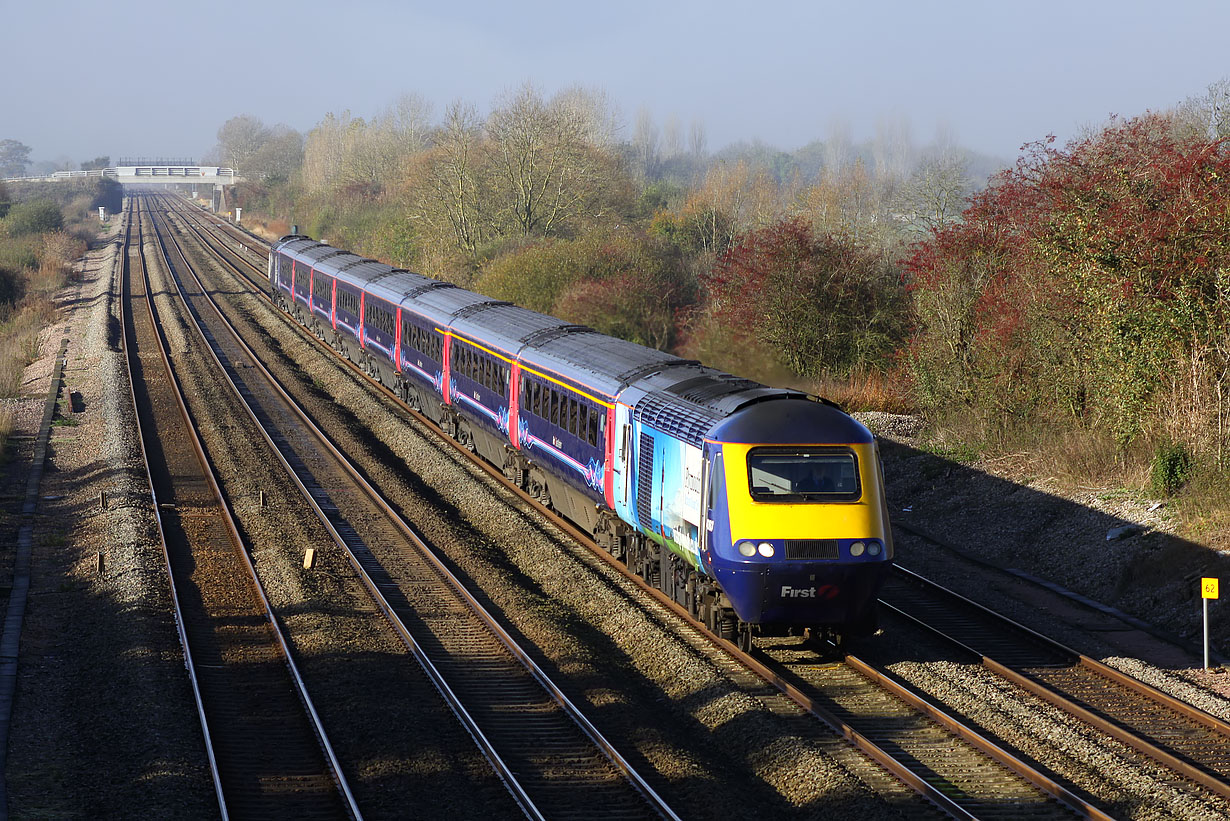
[849, 541, 866, 557]
[737, 541, 757, 557]
[757, 542, 775, 557]
[868, 540, 882, 556]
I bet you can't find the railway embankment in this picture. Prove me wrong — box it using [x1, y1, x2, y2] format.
[859, 411, 1230, 683]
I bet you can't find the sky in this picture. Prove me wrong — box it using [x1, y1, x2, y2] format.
[3, 0, 1228, 167]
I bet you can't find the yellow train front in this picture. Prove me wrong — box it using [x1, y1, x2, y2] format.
[699, 398, 893, 641]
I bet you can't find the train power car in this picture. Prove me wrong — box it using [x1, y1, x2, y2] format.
[268, 236, 893, 648]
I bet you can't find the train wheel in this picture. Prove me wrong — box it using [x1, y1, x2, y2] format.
[737, 623, 754, 653]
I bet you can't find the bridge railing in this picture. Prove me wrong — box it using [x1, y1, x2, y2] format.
[1, 168, 239, 184]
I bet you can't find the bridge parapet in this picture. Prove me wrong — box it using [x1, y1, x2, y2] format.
[1, 167, 241, 185]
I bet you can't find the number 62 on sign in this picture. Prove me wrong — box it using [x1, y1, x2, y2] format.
[1204, 578, 1219, 600]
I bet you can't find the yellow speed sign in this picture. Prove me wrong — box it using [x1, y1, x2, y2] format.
[1203, 578, 1220, 600]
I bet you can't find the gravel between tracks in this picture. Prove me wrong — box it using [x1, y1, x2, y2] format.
[9, 202, 1230, 819]
[173, 213, 921, 819]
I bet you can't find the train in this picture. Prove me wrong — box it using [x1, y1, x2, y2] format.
[267, 235, 893, 649]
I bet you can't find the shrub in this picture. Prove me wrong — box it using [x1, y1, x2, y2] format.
[699, 217, 906, 380]
[1152, 441, 1194, 495]
[4, 200, 62, 236]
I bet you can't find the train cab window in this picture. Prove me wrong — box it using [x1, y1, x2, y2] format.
[746, 448, 860, 502]
[708, 453, 724, 510]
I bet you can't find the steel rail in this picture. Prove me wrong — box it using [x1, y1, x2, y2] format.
[155, 194, 1113, 819]
[883, 564, 1230, 803]
[119, 197, 228, 819]
[149, 193, 678, 821]
[130, 195, 362, 820]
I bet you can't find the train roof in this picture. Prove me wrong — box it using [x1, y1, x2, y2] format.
[366, 270, 439, 305]
[521, 331, 684, 400]
[402, 284, 497, 328]
[708, 397, 872, 445]
[626, 366, 796, 446]
[296, 244, 350, 268]
[451, 304, 570, 361]
[273, 237, 837, 443]
[275, 236, 320, 257]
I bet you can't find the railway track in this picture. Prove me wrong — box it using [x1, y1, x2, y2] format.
[141, 194, 676, 821]
[155, 195, 1124, 818]
[162, 190, 1230, 816]
[881, 564, 1230, 803]
[122, 196, 360, 819]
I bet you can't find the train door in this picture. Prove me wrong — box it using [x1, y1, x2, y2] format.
[700, 445, 724, 572]
[610, 403, 635, 526]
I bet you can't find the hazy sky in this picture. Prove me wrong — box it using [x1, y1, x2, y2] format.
[4, 0, 1227, 166]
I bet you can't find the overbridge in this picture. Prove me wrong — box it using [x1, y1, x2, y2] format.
[2, 158, 243, 210]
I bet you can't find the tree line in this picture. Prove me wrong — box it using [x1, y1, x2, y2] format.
[216, 79, 1230, 490]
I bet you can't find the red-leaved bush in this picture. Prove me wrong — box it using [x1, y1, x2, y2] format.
[906, 113, 1230, 451]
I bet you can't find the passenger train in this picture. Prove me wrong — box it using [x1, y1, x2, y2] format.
[268, 236, 893, 648]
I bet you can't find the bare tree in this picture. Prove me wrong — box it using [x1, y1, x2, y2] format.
[1175, 77, 1230, 142]
[662, 115, 682, 160]
[872, 116, 913, 181]
[216, 115, 270, 171]
[688, 119, 707, 159]
[553, 86, 621, 148]
[633, 107, 659, 178]
[412, 100, 487, 254]
[246, 125, 303, 185]
[338, 115, 403, 192]
[894, 154, 972, 235]
[822, 119, 852, 180]
[301, 111, 351, 193]
[486, 82, 615, 236]
[387, 92, 434, 154]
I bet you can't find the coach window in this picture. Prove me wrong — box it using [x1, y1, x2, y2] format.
[587, 406, 599, 446]
[566, 397, 577, 437]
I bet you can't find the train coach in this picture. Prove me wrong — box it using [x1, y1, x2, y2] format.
[268, 236, 893, 648]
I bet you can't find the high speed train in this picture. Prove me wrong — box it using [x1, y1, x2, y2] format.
[268, 235, 893, 648]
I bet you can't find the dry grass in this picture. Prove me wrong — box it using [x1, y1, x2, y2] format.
[0, 298, 55, 397]
[811, 369, 916, 414]
[0, 407, 13, 456]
